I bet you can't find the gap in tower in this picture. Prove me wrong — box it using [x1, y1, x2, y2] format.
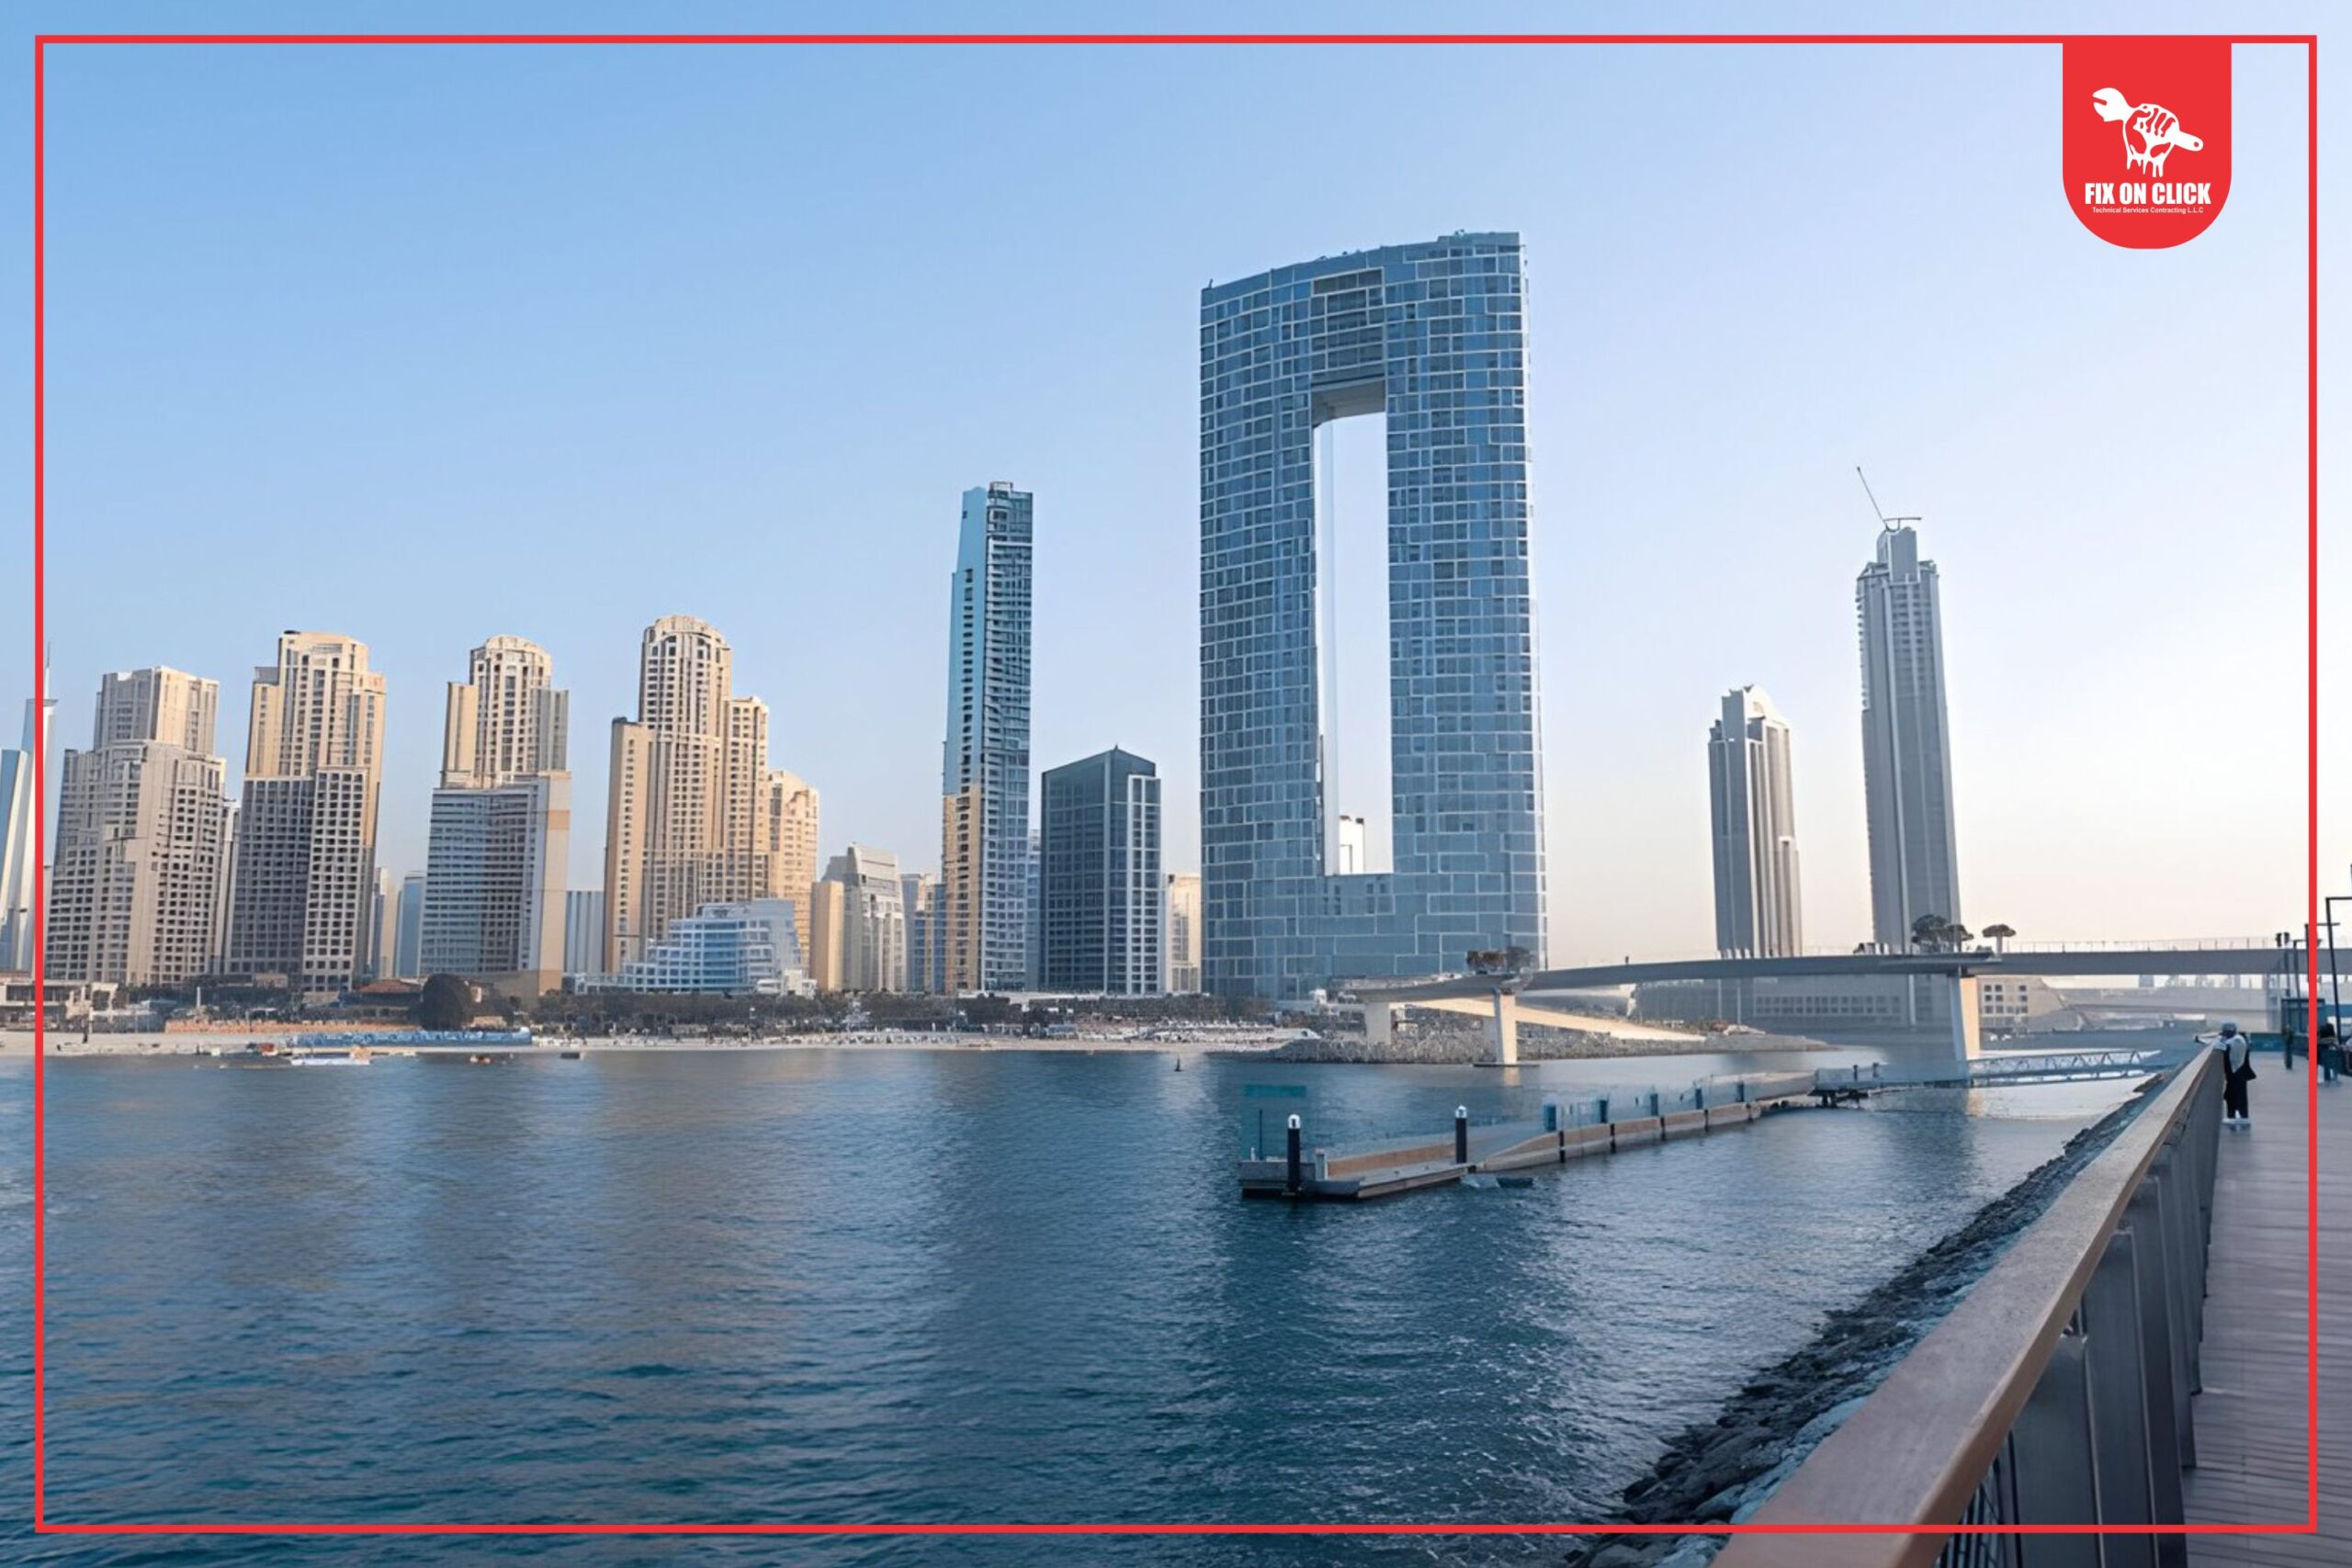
[1315, 409, 1394, 877]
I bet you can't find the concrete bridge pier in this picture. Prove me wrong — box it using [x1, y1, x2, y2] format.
[1486, 992, 1519, 1067]
[1951, 973, 1984, 1061]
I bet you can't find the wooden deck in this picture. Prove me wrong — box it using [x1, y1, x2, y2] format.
[2184, 1063, 2350, 1564]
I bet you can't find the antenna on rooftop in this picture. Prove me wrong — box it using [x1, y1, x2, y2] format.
[1855, 467, 1921, 532]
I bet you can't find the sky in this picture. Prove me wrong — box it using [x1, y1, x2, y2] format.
[2, 1, 2341, 967]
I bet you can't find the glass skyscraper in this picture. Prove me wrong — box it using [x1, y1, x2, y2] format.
[1858, 522, 1962, 947]
[1199, 233, 1548, 1000]
[1039, 748, 1163, 995]
[941, 482, 1034, 993]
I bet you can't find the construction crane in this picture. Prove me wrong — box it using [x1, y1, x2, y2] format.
[1856, 467, 1921, 531]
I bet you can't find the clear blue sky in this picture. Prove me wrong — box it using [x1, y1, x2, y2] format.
[4, 2, 2340, 964]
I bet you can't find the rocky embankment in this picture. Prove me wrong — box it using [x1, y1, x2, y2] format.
[1561, 1079, 2163, 1568]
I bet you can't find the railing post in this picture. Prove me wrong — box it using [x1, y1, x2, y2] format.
[2008, 1330, 2102, 1560]
[2124, 1182, 2190, 1566]
[2083, 1233, 2159, 1568]
[2156, 1145, 2204, 1397]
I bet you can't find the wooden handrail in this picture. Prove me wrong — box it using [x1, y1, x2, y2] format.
[1713, 1048, 2220, 1568]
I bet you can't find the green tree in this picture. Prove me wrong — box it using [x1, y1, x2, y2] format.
[416, 974, 476, 1031]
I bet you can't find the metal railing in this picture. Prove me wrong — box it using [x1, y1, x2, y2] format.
[1812, 1047, 2192, 1093]
[1716, 1047, 2222, 1567]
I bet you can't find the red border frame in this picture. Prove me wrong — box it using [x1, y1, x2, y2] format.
[26, 28, 2323, 1544]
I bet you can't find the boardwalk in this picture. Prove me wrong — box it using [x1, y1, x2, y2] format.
[2186, 1064, 2351, 1563]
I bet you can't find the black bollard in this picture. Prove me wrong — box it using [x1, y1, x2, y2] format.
[1454, 1105, 1469, 1165]
[1285, 1114, 1303, 1195]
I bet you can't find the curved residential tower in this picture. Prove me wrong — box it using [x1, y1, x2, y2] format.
[1199, 233, 1548, 999]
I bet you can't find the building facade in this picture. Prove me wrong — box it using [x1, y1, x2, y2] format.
[1039, 749, 1163, 995]
[810, 843, 905, 993]
[393, 872, 425, 980]
[899, 870, 942, 993]
[765, 768, 820, 961]
[562, 889, 605, 980]
[1708, 685, 1804, 958]
[0, 665, 54, 973]
[1200, 235, 1548, 999]
[940, 483, 1034, 993]
[1164, 872, 1202, 994]
[45, 667, 235, 987]
[577, 897, 808, 995]
[226, 632, 387, 995]
[369, 867, 397, 979]
[603, 616, 787, 970]
[422, 637, 570, 995]
[1858, 523, 1962, 947]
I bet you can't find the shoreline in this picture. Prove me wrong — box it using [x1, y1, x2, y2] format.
[0, 1029, 1300, 1058]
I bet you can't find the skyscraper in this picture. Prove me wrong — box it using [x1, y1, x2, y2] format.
[1040, 748, 1163, 995]
[764, 769, 820, 960]
[810, 843, 906, 994]
[900, 870, 941, 994]
[438, 634, 568, 789]
[0, 662, 54, 973]
[1164, 872, 1203, 995]
[940, 483, 1034, 994]
[369, 867, 398, 979]
[393, 872, 425, 981]
[45, 667, 235, 987]
[1708, 686, 1804, 959]
[1857, 523, 1962, 948]
[603, 616, 784, 970]
[1200, 234, 1547, 998]
[226, 631, 387, 995]
[562, 889, 605, 979]
[422, 636, 570, 994]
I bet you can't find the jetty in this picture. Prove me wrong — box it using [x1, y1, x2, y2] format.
[1238, 1070, 1818, 1201]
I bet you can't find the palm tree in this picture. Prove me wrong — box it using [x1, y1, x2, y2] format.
[1912, 913, 1951, 951]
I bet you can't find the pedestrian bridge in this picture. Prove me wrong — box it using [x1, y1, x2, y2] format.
[1811, 1044, 2195, 1100]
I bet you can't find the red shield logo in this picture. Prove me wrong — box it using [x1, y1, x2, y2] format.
[2063, 39, 2232, 248]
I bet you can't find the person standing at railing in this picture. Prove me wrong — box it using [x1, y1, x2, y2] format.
[2207, 1022, 2257, 1127]
[2320, 1019, 2342, 1085]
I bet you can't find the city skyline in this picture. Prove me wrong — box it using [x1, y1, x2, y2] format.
[8, 32, 2330, 964]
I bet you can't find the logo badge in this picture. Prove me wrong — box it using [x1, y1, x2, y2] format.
[2064, 39, 2232, 248]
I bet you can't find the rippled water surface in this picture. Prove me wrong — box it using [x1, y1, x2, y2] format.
[1, 1047, 2122, 1565]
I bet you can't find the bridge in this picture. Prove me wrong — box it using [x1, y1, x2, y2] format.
[1352, 939, 2301, 1064]
[1809, 1045, 2192, 1102]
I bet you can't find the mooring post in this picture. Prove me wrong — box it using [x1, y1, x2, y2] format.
[1454, 1105, 1469, 1165]
[1285, 1114, 1303, 1195]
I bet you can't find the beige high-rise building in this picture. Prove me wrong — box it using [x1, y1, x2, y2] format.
[423, 636, 571, 996]
[46, 667, 236, 987]
[764, 768, 820, 955]
[604, 616, 787, 972]
[440, 634, 568, 788]
[1164, 872, 1203, 994]
[227, 632, 387, 994]
[808, 843, 906, 994]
